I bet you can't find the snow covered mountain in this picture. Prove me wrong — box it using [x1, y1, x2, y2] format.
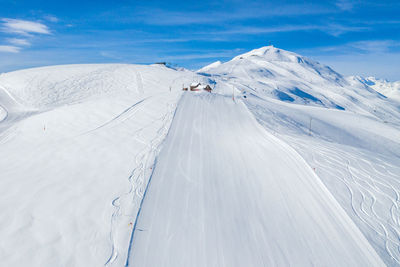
[1, 47, 400, 266]
[200, 46, 400, 122]
[347, 75, 400, 101]
[197, 60, 222, 73]
[199, 46, 400, 265]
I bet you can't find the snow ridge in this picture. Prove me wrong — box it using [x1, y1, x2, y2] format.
[348, 75, 400, 101]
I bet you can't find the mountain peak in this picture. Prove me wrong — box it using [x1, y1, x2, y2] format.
[197, 60, 222, 73]
[232, 45, 302, 63]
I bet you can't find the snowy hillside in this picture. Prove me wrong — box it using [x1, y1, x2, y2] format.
[203, 46, 400, 124]
[200, 46, 400, 265]
[347, 75, 400, 101]
[127, 93, 383, 266]
[1, 47, 400, 267]
[197, 60, 222, 73]
[0, 64, 199, 266]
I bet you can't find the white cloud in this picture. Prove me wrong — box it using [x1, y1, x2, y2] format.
[323, 24, 368, 37]
[336, 0, 355, 11]
[207, 24, 368, 37]
[212, 25, 321, 35]
[311, 40, 400, 54]
[6, 38, 30, 46]
[163, 50, 240, 60]
[137, 4, 333, 26]
[0, 45, 20, 53]
[44, 15, 59, 22]
[1, 18, 50, 35]
[348, 40, 400, 53]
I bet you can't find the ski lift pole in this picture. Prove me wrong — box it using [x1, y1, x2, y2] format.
[232, 85, 235, 102]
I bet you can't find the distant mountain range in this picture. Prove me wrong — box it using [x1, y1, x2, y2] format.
[347, 75, 400, 101]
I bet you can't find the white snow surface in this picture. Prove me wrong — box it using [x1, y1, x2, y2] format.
[0, 105, 6, 121]
[200, 46, 400, 265]
[127, 93, 383, 266]
[197, 60, 222, 73]
[0, 64, 198, 267]
[347, 75, 400, 102]
[204, 46, 400, 124]
[1, 47, 400, 267]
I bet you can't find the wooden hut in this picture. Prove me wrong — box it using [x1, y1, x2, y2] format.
[190, 82, 201, 91]
[185, 82, 213, 93]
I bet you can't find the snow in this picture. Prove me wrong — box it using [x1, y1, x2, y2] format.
[0, 64, 191, 109]
[127, 92, 383, 266]
[200, 46, 400, 265]
[245, 95, 400, 265]
[0, 64, 197, 267]
[197, 60, 222, 73]
[1, 46, 400, 266]
[203, 46, 400, 123]
[0, 105, 6, 121]
[347, 75, 400, 102]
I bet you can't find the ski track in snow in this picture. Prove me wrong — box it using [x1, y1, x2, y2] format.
[0, 104, 7, 122]
[307, 145, 400, 265]
[124, 99, 182, 267]
[80, 97, 151, 135]
[135, 69, 144, 94]
[105, 94, 181, 267]
[245, 97, 400, 265]
[0, 86, 36, 143]
[126, 92, 383, 267]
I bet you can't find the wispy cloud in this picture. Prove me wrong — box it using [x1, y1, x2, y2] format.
[6, 38, 30, 46]
[136, 4, 334, 26]
[335, 0, 355, 11]
[0, 45, 20, 53]
[324, 24, 368, 36]
[348, 40, 400, 53]
[1, 18, 50, 36]
[43, 15, 59, 23]
[207, 23, 368, 37]
[0, 18, 51, 54]
[134, 36, 232, 44]
[163, 50, 240, 61]
[300, 40, 400, 55]
[212, 25, 321, 35]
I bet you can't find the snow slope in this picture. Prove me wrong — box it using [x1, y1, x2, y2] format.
[0, 64, 198, 267]
[197, 60, 222, 73]
[204, 46, 400, 125]
[0, 105, 5, 121]
[243, 94, 400, 265]
[200, 46, 400, 265]
[1, 46, 400, 267]
[127, 92, 383, 266]
[347, 76, 400, 102]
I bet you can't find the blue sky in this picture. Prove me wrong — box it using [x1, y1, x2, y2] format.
[1, 0, 400, 80]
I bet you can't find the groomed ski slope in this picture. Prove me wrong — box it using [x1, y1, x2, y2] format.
[0, 64, 198, 267]
[127, 92, 384, 267]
